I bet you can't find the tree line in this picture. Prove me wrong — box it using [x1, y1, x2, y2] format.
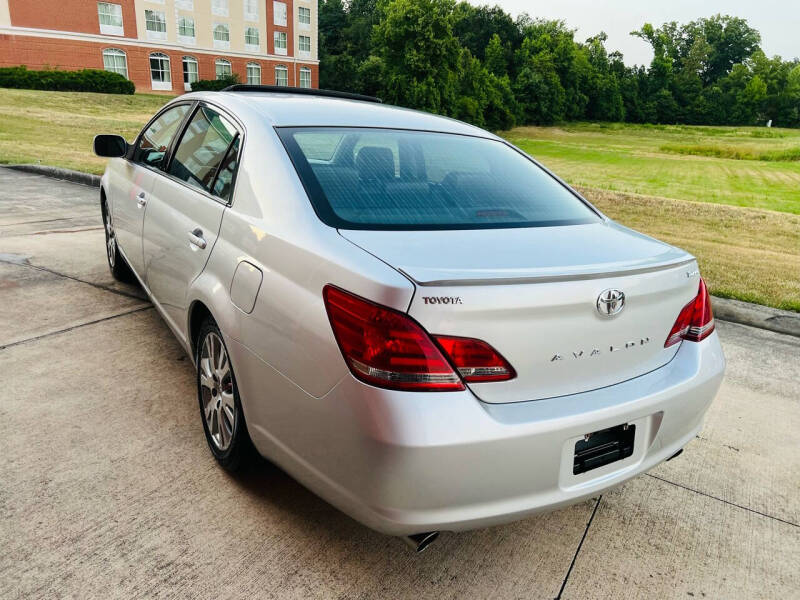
[319, 0, 800, 130]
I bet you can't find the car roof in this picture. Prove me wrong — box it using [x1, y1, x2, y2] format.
[183, 91, 498, 139]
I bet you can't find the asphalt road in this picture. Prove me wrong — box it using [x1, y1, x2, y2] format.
[1, 168, 798, 599]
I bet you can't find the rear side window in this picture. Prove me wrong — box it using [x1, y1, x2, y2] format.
[134, 104, 190, 168]
[212, 136, 240, 202]
[168, 105, 237, 194]
[278, 127, 600, 230]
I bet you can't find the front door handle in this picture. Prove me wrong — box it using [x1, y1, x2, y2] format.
[188, 228, 207, 250]
[137, 192, 147, 208]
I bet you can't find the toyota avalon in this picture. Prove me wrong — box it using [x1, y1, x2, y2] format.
[94, 86, 725, 551]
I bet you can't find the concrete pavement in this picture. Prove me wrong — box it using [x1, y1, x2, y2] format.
[1, 168, 798, 599]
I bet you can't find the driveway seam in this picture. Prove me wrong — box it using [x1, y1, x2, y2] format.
[0, 257, 146, 301]
[646, 473, 799, 528]
[555, 495, 602, 600]
[0, 305, 153, 351]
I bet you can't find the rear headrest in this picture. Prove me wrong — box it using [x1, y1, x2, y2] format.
[356, 146, 394, 182]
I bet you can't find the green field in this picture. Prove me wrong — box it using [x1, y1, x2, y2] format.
[0, 88, 798, 310]
[505, 123, 800, 215]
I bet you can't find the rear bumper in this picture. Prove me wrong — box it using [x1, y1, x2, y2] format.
[235, 332, 725, 536]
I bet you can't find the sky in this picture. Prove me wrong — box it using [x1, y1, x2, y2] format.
[469, 0, 800, 66]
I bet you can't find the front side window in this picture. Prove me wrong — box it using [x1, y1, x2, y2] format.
[98, 3, 123, 35]
[168, 106, 238, 195]
[244, 27, 259, 47]
[273, 1, 287, 26]
[182, 56, 198, 89]
[274, 31, 287, 54]
[134, 104, 190, 168]
[102, 48, 128, 78]
[298, 6, 311, 25]
[277, 128, 601, 230]
[298, 35, 310, 53]
[274, 65, 288, 86]
[246, 63, 261, 84]
[299, 66, 311, 88]
[215, 59, 232, 79]
[178, 16, 195, 38]
[149, 52, 172, 90]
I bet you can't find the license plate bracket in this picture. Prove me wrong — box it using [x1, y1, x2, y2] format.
[573, 423, 636, 475]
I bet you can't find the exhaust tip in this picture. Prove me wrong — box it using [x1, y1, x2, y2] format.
[403, 531, 439, 553]
[666, 448, 684, 461]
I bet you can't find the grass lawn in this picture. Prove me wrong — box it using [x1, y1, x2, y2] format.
[0, 89, 798, 310]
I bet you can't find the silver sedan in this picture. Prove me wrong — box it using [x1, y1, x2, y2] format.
[94, 86, 725, 551]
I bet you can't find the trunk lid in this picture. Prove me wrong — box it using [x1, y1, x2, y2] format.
[341, 222, 700, 402]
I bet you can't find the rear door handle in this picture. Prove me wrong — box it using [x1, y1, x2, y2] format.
[188, 228, 207, 250]
[137, 191, 147, 208]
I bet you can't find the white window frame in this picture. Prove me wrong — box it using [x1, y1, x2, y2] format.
[149, 52, 172, 91]
[211, 0, 229, 17]
[273, 1, 287, 26]
[243, 0, 259, 21]
[177, 16, 195, 45]
[299, 66, 311, 88]
[98, 3, 124, 36]
[298, 34, 310, 57]
[274, 31, 287, 55]
[215, 58, 232, 80]
[182, 56, 198, 91]
[298, 6, 311, 29]
[246, 62, 261, 85]
[213, 23, 230, 50]
[144, 9, 167, 41]
[244, 26, 260, 51]
[275, 64, 288, 86]
[102, 47, 128, 78]
[175, 0, 193, 9]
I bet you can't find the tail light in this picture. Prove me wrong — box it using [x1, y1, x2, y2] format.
[664, 278, 715, 347]
[433, 336, 515, 382]
[323, 285, 464, 391]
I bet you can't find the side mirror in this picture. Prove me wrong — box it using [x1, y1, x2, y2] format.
[93, 134, 128, 158]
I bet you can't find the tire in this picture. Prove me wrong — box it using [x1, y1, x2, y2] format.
[196, 318, 252, 472]
[102, 197, 134, 282]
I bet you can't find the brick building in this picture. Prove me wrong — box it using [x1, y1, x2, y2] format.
[0, 0, 318, 93]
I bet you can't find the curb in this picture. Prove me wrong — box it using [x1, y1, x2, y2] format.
[3, 164, 798, 338]
[711, 296, 800, 338]
[5, 164, 100, 187]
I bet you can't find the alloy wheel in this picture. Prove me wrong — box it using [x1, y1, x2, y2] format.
[199, 332, 236, 451]
[104, 206, 116, 268]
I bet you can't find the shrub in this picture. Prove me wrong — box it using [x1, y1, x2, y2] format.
[191, 74, 241, 91]
[0, 66, 134, 94]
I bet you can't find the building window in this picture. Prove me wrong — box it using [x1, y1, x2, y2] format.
[144, 10, 167, 41]
[244, 27, 259, 49]
[299, 66, 311, 88]
[246, 63, 261, 84]
[213, 23, 230, 49]
[211, 0, 229, 17]
[275, 65, 288, 86]
[177, 16, 195, 42]
[273, 1, 287, 26]
[149, 52, 172, 90]
[274, 31, 287, 55]
[102, 48, 128, 78]
[98, 3, 124, 36]
[215, 59, 232, 79]
[244, 0, 259, 21]
[298, 35, 310, 54]
[175, 0, 193, 9]
[182, 56, 198, 91]
[298, 6, 311, 26]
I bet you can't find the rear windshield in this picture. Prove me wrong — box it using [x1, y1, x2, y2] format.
[277, 127, 600, 230]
